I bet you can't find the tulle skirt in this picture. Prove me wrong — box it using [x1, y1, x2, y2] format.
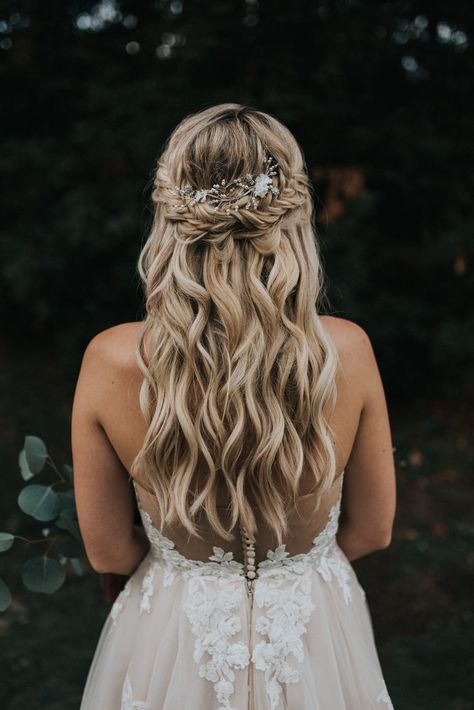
[79, 545, 394, 710]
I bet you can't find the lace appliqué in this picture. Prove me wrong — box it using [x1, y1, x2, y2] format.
[251, 569, 315, 710]
[258, 497, 353, 605]
[377, 688, 395, 708]
[134, 489, 244, 589]
[139, 558, 160, 613]
[311, 498, 353, 604]
[131, 477, 356, 709]
[109, 577, 132, 630]
[249, 494, 351, 707]
[121, 672, 147, 710]
[183, 576, 250, 710]
[316, 544, 353, 604]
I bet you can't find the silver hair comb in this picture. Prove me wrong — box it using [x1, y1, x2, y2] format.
[171, 155, 280, 214]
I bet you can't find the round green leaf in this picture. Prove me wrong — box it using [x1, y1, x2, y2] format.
[54, 514, 69, 531]
[0, 533, 15, 552]
[0, 578, 12, 611]
[24, 435, 48, 474]
[22, 557, 66, 594]
[58, 490, 76, 514]
[18, 485, 61, 522]
[18, 449, 34, 481]
[69, 558, 84, 577]
[62, 464, 73, 483]
[55, 511, 82, 542]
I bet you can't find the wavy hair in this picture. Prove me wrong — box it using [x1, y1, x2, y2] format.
[130, 103, 338, 544]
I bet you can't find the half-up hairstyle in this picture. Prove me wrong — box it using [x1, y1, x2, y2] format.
[130, 103, 339, 544]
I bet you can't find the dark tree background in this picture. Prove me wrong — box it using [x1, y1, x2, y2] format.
[0, 2, 473, 709]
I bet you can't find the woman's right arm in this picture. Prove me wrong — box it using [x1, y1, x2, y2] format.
[335, 324, 396, 561]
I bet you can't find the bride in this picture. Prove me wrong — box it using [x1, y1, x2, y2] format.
[72, 103, 396, 709]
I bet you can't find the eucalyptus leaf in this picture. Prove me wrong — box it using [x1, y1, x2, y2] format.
[54, 514, 69, 531]
[56, 511, 82, 542]
[62, 464, 74, 482]
[18, 448, 34, 480]
[70, 558, 84, 576]
[24, 435, 48, 474]
[58, 490, 76, 514]
[56, 534, 84, 558]
[0, 533, 15, 552]
[18, 485, 61, 522]
[22, 557, 66, 594]
[0, 578, 12, 611]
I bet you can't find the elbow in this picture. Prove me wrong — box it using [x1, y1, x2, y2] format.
[87, 553, 121, 575]
[354, 527, 392, 555]
[84, 529, 149, 575]
[337, 521, 393, 561]
[372, 528, 392, 551]
[85, 541, 125, 574]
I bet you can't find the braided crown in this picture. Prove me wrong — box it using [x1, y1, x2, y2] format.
[170, 155, 280, 215]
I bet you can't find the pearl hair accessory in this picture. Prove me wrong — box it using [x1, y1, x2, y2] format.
[171, 155, 280, 215]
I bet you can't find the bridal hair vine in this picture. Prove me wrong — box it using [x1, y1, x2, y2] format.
[170, 155, 280, 215]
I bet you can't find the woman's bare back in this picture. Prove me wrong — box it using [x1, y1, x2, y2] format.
[84, 315, 393, 564]
[94, 316, 359, 489]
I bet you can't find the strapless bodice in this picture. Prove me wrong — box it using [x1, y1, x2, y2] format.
[131, 473, 349, 602]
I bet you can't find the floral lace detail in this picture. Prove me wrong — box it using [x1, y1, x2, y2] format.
[313, 499, 353, 604]
[258, 495, 353, 605]
[140, 559, 160, 613]
[121, 672, 147, 710]
[131, 476, 357, 708]
[109, 576, 132, 627]
[252, 570, 315, 710]
[377, 688, 395, 708]
[133, 483, 244, 588]
[247, 480, 351, 706]
[316, 544, 353, 604]
[183, 576, 250, 710]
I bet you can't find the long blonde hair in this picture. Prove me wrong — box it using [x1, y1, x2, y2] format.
[130, 103, 338, 544]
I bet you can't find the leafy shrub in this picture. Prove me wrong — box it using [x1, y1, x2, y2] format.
[0, 436, 85, 611]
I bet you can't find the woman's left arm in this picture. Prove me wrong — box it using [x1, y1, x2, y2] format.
[71, 333, 149, 575]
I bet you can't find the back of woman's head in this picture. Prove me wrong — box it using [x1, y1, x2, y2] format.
[131, 103, 338, 544]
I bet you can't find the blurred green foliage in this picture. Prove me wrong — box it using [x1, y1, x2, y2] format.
[0, 436, 85, 611]
[1, 0, 473, 398]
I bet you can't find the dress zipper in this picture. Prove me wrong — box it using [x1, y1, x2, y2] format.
[239, 522, 256, 710]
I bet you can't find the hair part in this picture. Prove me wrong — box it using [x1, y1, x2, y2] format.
[130, 103, 338, 544]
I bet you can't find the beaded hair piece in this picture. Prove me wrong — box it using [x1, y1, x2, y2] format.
[171, 155, 280, 215]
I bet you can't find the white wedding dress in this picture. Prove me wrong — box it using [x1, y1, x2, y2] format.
[79, 472, 394, 709]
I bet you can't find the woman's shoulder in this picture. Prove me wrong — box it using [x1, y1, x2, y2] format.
[319, 315, 378, 374]
[81, 321, 144, 372]
[81, 317, 377, 377]
[319, 315, 372, 347]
